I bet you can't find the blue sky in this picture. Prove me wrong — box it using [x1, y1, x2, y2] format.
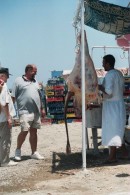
[0, 0, 129, 88]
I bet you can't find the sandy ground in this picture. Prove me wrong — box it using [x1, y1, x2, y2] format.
[0, 122, 130, 195]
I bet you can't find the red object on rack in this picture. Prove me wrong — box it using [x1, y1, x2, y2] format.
[53, 86, 64, 90]
[47, 97, 64, 102]
[116, 34, 130, 51]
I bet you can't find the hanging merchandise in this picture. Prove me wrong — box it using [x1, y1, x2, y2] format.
[124, 76, 130, 129]
[46, 76, 78, 124]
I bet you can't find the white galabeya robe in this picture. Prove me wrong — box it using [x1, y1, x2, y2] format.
[102, 69, 126, 146]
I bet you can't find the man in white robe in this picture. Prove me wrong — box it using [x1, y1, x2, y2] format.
[99, 54, 126, 162]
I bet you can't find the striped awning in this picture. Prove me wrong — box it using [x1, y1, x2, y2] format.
[84, 0, 130, 35]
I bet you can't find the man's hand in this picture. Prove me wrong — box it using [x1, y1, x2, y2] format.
[0, 79, 4, 92]
[41, 108, 46, 118]
[7, 116, 13, 129]
[98, 84, 104, 91]
[98, 84, 108, 95]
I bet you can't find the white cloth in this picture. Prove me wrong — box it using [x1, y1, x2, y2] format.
[86, 107, 102, 128]
[0, 83, 16, 122]
[102, 69, 126, 146]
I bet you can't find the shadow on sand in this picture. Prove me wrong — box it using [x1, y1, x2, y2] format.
[51, 148, 130, 173]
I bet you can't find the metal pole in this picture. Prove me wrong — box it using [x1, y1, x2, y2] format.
[81, 0, 87, 170]
[72, 0, 82, 28]
[91, 46, 130, 60]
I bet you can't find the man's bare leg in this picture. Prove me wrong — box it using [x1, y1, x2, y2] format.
[108, 146, 117, 161]
[17, 131, 28, 149]
[14, 131, 28, 161]
[29, 128, 37, 154]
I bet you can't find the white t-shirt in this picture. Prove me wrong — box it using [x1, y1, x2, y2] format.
[0, 83, 16, 122]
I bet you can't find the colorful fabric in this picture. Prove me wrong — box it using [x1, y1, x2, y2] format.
[84, 0, 130, 35]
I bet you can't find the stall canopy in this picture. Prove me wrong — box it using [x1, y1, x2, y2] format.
[73, 0, 130, 170]
[84, 0, 130, 35]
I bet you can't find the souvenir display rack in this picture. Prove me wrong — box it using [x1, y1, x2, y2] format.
[45, 77, 78, 124]
[46, 77, 66, 124]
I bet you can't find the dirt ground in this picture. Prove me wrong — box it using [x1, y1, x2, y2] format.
[0, 122, 130, 195]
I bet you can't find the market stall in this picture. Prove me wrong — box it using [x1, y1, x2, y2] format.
[73, 0, 130, 169]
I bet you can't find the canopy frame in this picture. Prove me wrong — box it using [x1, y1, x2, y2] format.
[73, 0, 130, 170]
[73, 0, 87, 170]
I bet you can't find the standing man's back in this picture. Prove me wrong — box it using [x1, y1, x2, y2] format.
[98, 54, 127, 163]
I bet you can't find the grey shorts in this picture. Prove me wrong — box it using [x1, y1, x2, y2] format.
[19, 113, 41, 132]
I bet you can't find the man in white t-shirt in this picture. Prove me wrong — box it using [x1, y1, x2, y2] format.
[0, 67, 18, 167]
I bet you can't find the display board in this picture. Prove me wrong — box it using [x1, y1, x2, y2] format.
[45, 77, 80, 124]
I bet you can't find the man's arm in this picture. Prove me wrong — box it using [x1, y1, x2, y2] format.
[37, 88, 46, 118]
[3, 104, 12, 129]
[98, 84, 112, 99]
[98, 84, 107, 94]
